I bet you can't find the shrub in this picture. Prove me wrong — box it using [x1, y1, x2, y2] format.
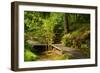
[24, 41, 32, 50]
[61, 34, 72, 47]
[24, 49, 38, 61]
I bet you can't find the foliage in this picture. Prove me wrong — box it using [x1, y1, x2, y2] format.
[24, 41, 32, 50]
[24, 49, 38, 61]
[24, 12, 64, 44]
[61, 26, 90, 57]
[24, 11, 90, 61]
[61, 34, 72, 47]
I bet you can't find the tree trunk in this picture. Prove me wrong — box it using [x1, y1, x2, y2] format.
[64, 14, 69, 34]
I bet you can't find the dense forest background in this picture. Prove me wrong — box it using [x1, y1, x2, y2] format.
[24, 11, 90, 61]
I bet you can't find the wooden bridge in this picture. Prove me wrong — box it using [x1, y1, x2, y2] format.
[51, 44, 87, 59]
[32, 43, 87, 59]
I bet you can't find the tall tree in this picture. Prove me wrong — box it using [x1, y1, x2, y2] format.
[63, 14, 69, 34]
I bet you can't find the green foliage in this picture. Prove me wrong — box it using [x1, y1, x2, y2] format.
[24, 41, 32, 50]
[24, 12, 42, 32]
[24, 11, 90, 60]
[81, 44, 90, 57]
[61, 34, 72, 47]
[24, 49, 38, 61]
[24, 11, 64, 45]
[61, 27, 90, 57]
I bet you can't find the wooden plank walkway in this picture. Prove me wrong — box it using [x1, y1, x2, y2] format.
[52, 44, 87, 59]
[52, 44, 78, 51]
